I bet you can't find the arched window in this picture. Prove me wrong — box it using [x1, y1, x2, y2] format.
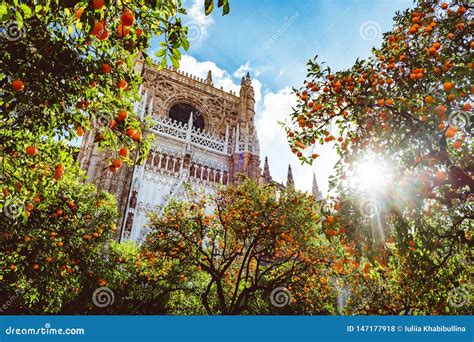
[169, 103, 204, 130]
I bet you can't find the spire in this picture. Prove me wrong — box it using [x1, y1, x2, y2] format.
[147, 97, 154, 117]
[244, 122, 249, 152]
[312, 172, 324, 201]
[287, 164, 294, 188]
[224, 124, 230, 153]
[206, 70, 213, 85]
[263, 156, 271, 180]
[234, 124, 240, 153]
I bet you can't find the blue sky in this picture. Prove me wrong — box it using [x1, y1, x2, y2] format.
[150, 0, 415, 194]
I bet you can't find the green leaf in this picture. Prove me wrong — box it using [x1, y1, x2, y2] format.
[204, 0, 213, 15]
[223, 2, 230, 15]
[20, 4, 32, 18]
[0, 4, 9, 21]
[182, 37, 190, 51]
[155, 48, 166, 57]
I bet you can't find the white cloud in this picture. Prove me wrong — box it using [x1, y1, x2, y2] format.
[185, 0, 214, 43]
[233, 61, 252, 78]
[178, 55, 262, 104]
[255, 88, 337, 195]
[233, 61, 262, 79]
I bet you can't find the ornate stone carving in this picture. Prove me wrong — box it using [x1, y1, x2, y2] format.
[79, 61, 262, 243]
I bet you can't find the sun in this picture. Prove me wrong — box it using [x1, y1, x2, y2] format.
[355, 162, 386, 189]
[351, 153, 393, 193]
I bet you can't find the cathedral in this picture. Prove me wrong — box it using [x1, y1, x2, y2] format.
[77, 57, 323, 242]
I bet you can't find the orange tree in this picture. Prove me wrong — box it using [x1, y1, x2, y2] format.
[284, 0, 472, 314]
[0, 149, 118, 313]
[61, 240, 202, 314]
[140, 179, 356, 315]
[0, 0, 229, 313]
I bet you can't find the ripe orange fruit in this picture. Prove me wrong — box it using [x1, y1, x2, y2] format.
[294, 140, 306, 149]
[101, 63, 112, 74]
[441, 3, 448, 9]
[112, 159, 122, 168]
[117, 110, 128, 121]
[462, 103, 471, 111]
[91, 0, 105, 10]
[443, 82, 453, 91]
[377, 99, 385, 106]
[311, 153, 319, 159]
[428, 47, 436, 55]
[117, 79, 128, 89]
[57, 241, 64, 247]
[98, 29, 109, 40]
[136, 28, 143, 37]
[46, 257, 53, 263]
[435, 171, 446, 181]
[386, 98, 394, 106]
[33, 264, 39, 270]
[11, 79, 25, 91]
[121, 10, 135, 26]
[91, 21, 104, 36]
[434, 105, 447, 120]
[126, 127, 135, 137]
[119, 147, 129, 157]
[437, 123, 445, 131]
[326, 216, 334, 224]
[26, 146, 38, 156]
[445, 127, 457, 138]
[75, 7, 84, 19]
[109, 119, 117, 129]
[447, 93, 456, 102]
[9, 265, 16, 271]
[54, 164, 64, 180]
[117, 24, 130, 37]
[109, 165, 118, 172]
[132, 132, 142, 141]
[452, 140, 462, 149]
[76, 126, 84, 136]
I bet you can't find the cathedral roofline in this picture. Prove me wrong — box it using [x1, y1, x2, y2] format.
[147, 59, 242, 101]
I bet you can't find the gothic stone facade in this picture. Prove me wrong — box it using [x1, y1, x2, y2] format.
[77, 59, 264, 242]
